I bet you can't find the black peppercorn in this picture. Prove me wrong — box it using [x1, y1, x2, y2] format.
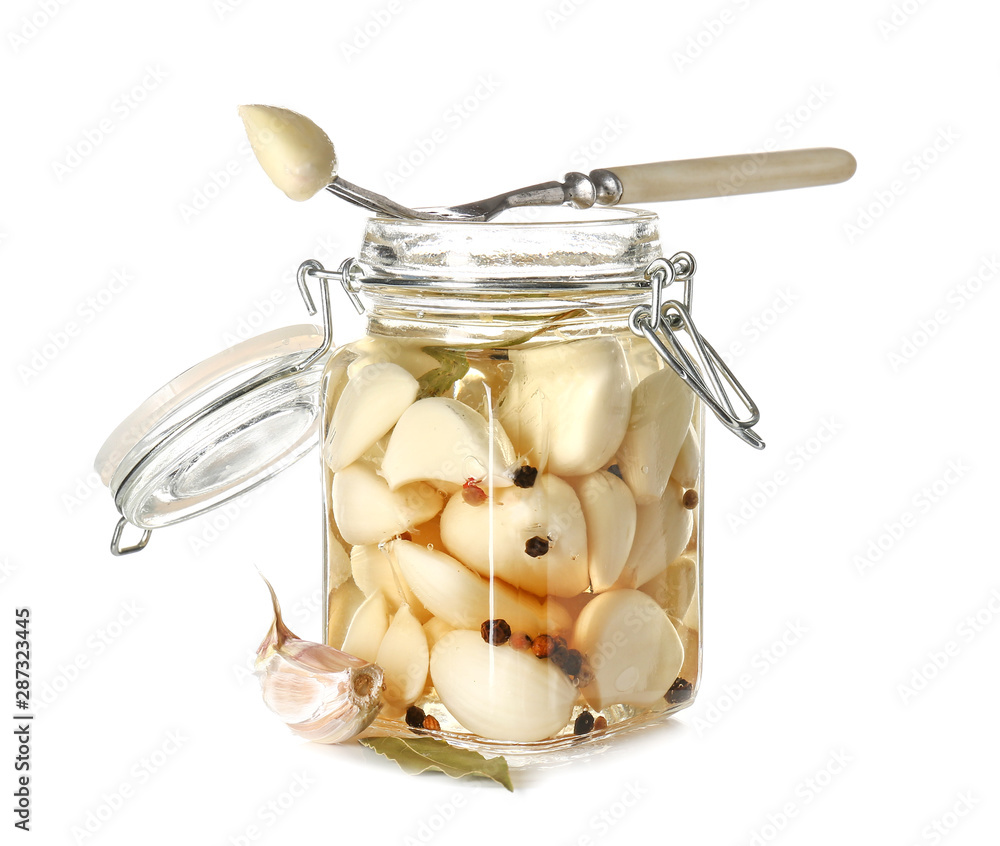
[666, 677, 694, 703]
[525, 535, 549, 557]
[480, 618, 512, 646]
[512, 465, 538, 488]
[574, 711, 595, 735]
[405, 705, 426, 729]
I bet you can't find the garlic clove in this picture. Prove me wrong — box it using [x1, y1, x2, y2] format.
[344, 336, 439, 381]
[499, 337, 632, 476]
[325, 363, 419, 473]
[381, 397, 517, 491]
[422, 616, 456, 651]
[238, 105, 337, 201]
[327, 538, 353, 592]
[616, 480, 693, 589]
[439, 474, 589, 597]
[390, 540, 570, 636]
[430, 630, 577, 742]
[566, 470, 637, 592]
[255, 577, 383, 744]
[331, 461, 443, 546]
[638, 554, 697, 620]
[573, 589, 684, 710]
[340, 591, 390, 663]
[670, 423, 701, 489]
[326, 580, 365, 650]
[350, 543, 430, 622]
[376, 605, 429, 711]
[615, 367, 695, 505]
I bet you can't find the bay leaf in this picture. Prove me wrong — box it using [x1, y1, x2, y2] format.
[359, 736, 513, 791]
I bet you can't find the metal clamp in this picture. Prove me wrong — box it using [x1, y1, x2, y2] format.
[629, 254, 765, 450]
[111, 517, 152, 556]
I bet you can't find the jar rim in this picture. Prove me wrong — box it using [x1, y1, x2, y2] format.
[356, 206, 663, 289]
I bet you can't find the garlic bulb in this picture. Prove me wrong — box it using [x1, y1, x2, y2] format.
[381, 397, 517, 491]
[238, 104, 337, 201]
[431, 630, 577, 742]
[615, 367, 695, 505]
[573, 589, 683, 710]
[499, 337, 631, 476]
[439, 474, 589, 597]
[325, 363, 419, 473]
[255, 577, 383, 744]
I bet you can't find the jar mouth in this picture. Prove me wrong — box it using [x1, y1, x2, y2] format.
[357, 206, 662, 290]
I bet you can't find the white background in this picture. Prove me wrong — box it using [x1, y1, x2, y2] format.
[2, 0, 998, 843]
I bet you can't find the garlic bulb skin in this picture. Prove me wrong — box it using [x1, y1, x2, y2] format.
[390, 540, 570, 636]
[255, 578, 383, 744]
[499, 337, 631, 476]
[616, 367, 695, 505]
[325, 363, 419, 473]
[381, 397, 517, 491]
[439, 474, 589, 597]
[238, 105, 337, 201]
[331, 461, 443, 546]
[573, 589, 683, 710]
[430, 630, 577, 742]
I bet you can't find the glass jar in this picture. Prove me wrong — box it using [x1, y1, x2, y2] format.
[320, 209, 706, 752]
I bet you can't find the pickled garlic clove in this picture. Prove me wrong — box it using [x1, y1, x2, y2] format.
[439, 474, 589, 597]
[255, 577, 383, 744]
[390, 540, 570, 636]
[670, 423, 701, 489]
[638, 554, 697, 620]
[616, 479, 693, 589]
[615, 367, 695, 505]
[498, 337, 631, 476]
[238, 105, 337, 201]
[325, 363, 419, 473]
[350, 544, 430, 622]
[422, 616, 456, 651]
[376, 605, 429, 711]
[572, 589, 684, 710]
[331, 461, 443, 546]
[381, 397, 517, 491]
[341, 591, 390, 663]
[327, 580, 365, 650]
[345, 337, 439, 381]
[566, 470, 637, 593]
[430, 630, 577, 742]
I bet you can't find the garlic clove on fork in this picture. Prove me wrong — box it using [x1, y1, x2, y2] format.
[255, 576, 384, 744]
[238, 104, 337, 201]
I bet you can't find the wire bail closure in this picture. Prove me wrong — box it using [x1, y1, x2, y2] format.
[629, 254, 765, 450]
